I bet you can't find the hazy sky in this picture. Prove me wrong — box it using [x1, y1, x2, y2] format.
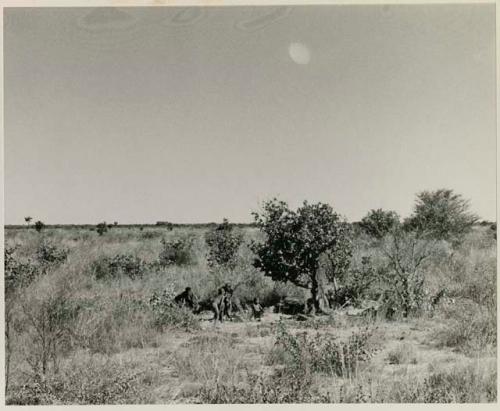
[4, 5, 496, 224]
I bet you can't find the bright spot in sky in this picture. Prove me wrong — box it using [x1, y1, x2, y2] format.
[288, 42, 311, 65]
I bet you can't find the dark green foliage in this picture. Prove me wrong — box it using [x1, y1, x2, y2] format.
[96, 222, 108, 236]
[34, 221, 45, 232]
[91, 254, 148, 280]
[159, 236, 194, 266]
[404, 189, 479, 243]
[359, 209, 400, 239]
[205, 218, 243, 269]
[252, 199, 353, 309]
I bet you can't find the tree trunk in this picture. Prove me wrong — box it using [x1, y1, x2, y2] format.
[311, 271, 330, 314]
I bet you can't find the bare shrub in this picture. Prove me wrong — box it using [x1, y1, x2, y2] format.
[378, 229, 444, 317]
[18, 281, 80, 376]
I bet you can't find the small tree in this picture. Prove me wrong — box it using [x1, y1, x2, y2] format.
[24, 216, 33, 227]
[96, 222, 108, 236]
[404, 189, 478, 243]
[359, 209, 400, 239]
[34, 221, 45, 233]
[252, 199, 353, 313]
[205, 218, 243, 270]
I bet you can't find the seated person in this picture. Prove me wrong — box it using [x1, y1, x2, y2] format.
[251, 297, 264, 321]
[174, 287, 198, 310]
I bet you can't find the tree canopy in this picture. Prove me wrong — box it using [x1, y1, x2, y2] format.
[252, 199, 353, 311]
[404, 189, 478, 242]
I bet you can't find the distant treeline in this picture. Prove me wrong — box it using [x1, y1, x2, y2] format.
[5, 222, 259, 230]
[5, 220, 495, 230]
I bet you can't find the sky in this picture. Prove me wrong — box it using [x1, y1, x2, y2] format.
[3, 4, 496, 224]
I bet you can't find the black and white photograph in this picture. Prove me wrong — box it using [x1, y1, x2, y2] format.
[2, 1, 497, 405]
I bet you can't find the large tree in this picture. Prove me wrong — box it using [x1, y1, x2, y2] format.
[404, 189, 479, 243]
[252, 199, 353, 313]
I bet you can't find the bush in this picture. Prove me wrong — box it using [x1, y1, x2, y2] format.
[377, 229, 441, 317]
[159, 236, 194, 266]
[148, 287, 200, 331]
[359, 209, 400, 239]
[91, 254, 148, 280]
[96, 222, 108, 236]
[34, 220, 45, 232]
[19, 288, 81, 376]
[4, 246, 39, 293]
[205, 219, 243, 270]
[35, 242, 68, 266]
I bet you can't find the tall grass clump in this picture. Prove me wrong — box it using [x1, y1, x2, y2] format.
[7, 353, 153, 405]
[269, 320, 375, 378]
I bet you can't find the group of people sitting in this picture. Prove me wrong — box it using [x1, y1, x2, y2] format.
[173, 284, 264, 323]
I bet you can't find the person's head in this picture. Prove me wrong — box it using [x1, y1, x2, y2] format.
[223, 283, 233, 294]
[253, 297, 259, 304]
[218, 287, 225, 295]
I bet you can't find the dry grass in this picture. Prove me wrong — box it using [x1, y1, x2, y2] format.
[4, 225, 497, 404]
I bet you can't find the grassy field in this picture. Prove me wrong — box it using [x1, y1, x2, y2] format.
[4, 224, 497, 404]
